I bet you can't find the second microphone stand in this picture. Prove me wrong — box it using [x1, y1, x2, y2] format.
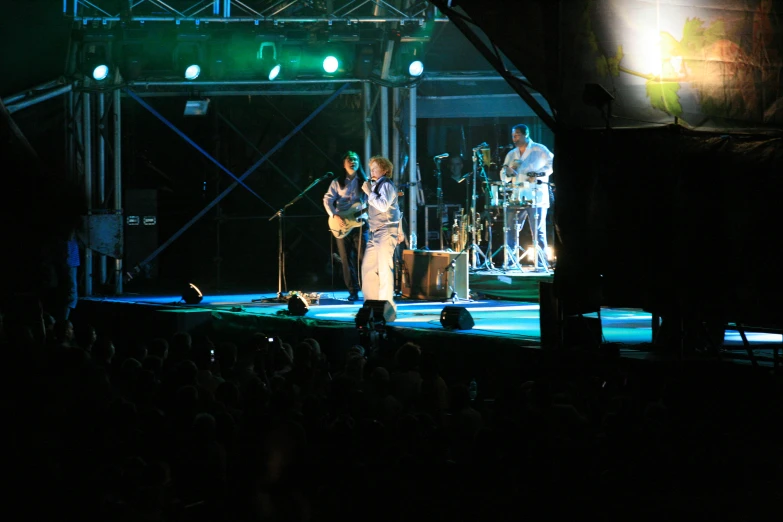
[255, 172, 333, 303]
[468, 147, 489, 269]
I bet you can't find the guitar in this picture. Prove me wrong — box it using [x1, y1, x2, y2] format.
[328, 201, 367, 239]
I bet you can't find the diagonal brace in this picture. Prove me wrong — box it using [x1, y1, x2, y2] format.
[125, 88, 272, 208]
[126, 82, 351, 279]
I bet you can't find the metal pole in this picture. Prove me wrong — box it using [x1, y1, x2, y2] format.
[5, 84, 73, 114]
[381, 86, 389, 159]
[98, 93, 107, 285]
[2, 78, 65, 105]
[392, 87, 400, 186]
[66, 91, 74, 184]
[408, 87, 417, 248]
[363, 82, 371, 170]
[113, 88, 123, 294]
[83, 92, 93, 296]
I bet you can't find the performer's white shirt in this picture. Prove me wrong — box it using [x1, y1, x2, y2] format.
[323, 173, 363, 217]
[501, 140, 554, 208]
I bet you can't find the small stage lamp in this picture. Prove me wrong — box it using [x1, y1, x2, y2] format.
[323, 55, 339, 74]
[182, 283, 203, 304]
[288, 293, 310, 316]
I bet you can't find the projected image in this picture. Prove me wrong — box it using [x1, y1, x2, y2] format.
[569, 0, 782, 127]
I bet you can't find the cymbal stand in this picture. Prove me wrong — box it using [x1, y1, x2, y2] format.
[492, 186, 523, 271]
[434, 157, 446, 250]
[468, 147, 489, 269]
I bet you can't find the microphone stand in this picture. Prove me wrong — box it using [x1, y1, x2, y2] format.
[468, 146, 489, 269]
[434, 157, 446, 250]
[254, 172, 333, 303]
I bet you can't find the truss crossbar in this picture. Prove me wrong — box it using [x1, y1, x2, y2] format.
[65, 0, 433, 24]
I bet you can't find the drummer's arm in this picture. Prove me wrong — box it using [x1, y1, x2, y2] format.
[502, 164, 522, 184]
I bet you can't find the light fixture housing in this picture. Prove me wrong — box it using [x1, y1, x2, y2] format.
[184, 99, 210, 116]
[182, 283, 203, 304]
[288, 294, 310, 316]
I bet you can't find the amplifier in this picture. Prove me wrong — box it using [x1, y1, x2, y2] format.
[401, 250, 469, 300]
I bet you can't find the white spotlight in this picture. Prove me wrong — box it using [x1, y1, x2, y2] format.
[408, 60, 424, 77]
[92, 64, 110, 81]
[184, 64, 201, 80]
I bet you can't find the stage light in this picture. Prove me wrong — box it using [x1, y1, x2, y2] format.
[354, 44, 376, 79]
[182, 283, 203, 304]
[396, 43, 424, 78]
[92, 64, 110, 81]
[546, 246, 555, 261]
[323, 55, 339, 74]
[257, 42, 281, 81]
[288, 294, 309, 316]
[440, 306, 474, 330]
[184, 64, 201, 80]
[174, 40, 205, 80]
[119, 39, 146, 81]
[82, 40, 113, 82]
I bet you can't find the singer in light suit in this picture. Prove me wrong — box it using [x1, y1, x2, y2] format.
[501, 124, 554, 270]
[324, 151, 369, 301]
[361, 156, 401, 305]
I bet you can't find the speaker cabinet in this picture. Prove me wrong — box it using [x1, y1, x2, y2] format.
[401, 250, 469, 300]
[125, 189, 158, 278]
[440, 306, 474, 330]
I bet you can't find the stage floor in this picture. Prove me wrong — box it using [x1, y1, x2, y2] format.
[80, 289, 782, 368]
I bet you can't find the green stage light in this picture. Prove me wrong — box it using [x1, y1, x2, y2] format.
[323, 55, 339, 74]
[268, 63, 281, 80]
[82, 40, 112, 81]
[92, 64, 110, 81]
[408, 60, 424, 77]
[184, 64, 201, 80]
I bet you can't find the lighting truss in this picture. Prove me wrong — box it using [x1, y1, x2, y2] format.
[63, 0, 440, 25]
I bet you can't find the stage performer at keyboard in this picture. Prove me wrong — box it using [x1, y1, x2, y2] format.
[361, 156, 402, 306]
[501, 124, 554, 271]
[324, 150, 369, 302]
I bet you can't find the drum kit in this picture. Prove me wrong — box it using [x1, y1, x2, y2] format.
[448, 144, 547, 272]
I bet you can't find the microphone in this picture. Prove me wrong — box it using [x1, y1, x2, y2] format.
[456, 172, 471, 184]
[325, 171, 335, 178]
[433, 153, 449, 159]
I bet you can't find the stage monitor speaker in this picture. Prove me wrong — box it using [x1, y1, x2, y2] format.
[362, 300, 397, 323]
[401, 250, 469, 300]
[440, 306, 474, 330]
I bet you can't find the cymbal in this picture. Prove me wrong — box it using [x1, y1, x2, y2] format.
[489, 181, 526, 187]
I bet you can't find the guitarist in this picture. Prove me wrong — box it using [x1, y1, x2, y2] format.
[500, 124, 554, 271]
[323, 151, 369, 302]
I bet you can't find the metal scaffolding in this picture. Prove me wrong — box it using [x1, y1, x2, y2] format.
[2, 0, 543, 296]
[63, 0, 438, 24]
